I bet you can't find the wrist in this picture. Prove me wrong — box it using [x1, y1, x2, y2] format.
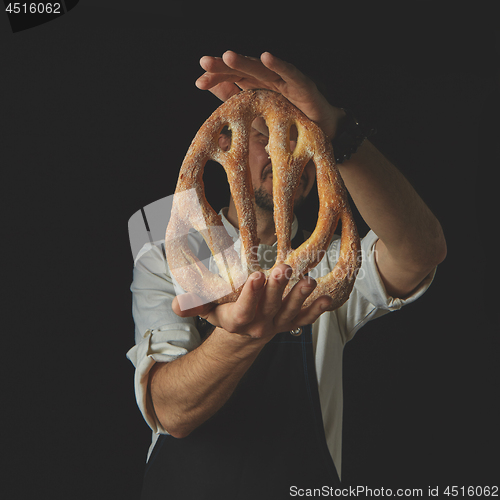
[210, 326, 268, 356]
[324, 105, 347, 141]
[331, 109, 376, 164]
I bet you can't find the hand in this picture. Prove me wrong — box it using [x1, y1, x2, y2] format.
[195, 51, 346, 140]
[172, 264, 333, 343]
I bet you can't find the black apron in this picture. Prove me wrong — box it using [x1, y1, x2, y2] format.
[141, 227, 340, 499]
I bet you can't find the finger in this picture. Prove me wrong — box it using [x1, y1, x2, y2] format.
[260, 52, 311, 88]
[206, 82, 242, 102]
[260, 265, 292, 317]
[196, 75, 243, 102]
[199, 55, 247, 77]
[201, 77, 274, 96]
[251, 116, 269, 136]
[197, 55, 249, 98]
[205, 272, 266, 330]
[291, 295, 334, 327]
[274, 277, 317, 326]
[222, 50, 282, 84]
[172, 294, 214, 317]
[198, 55, 259, 88]
[195, 70, 242, 90]
[199, 55, 225, 72]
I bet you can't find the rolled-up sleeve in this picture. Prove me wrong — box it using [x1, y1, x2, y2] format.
[333, 230, 436, 343]
[126, 242, 202, 434]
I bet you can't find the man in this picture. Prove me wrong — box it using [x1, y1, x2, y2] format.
[127, 51, 447, 499]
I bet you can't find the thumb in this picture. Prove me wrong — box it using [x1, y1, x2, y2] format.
[172, 293, 214, 317]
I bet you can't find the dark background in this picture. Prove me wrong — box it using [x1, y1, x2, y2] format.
[2, 2, 498, 498]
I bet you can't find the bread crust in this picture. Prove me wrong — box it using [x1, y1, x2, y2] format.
[165, 89, 361, 310]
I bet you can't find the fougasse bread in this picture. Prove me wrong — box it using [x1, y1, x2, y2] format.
[165, 89, 361, 311]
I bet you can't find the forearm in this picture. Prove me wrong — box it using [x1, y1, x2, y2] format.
[338, 140, 446, 270]
[149, 326, 266, 438]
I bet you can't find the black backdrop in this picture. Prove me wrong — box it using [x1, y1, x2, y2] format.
[2, 2, 499, 498]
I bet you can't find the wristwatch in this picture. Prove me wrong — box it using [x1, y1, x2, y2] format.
[196, 316, 216, 339]
[332, 109, 376, 164]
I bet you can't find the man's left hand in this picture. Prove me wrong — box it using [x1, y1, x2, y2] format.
[195, 51, 345, 140]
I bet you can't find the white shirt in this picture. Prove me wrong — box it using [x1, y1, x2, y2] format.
[127, 210, 435, 477]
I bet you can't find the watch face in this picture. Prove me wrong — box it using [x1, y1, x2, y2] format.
[196, 316, 216, 339]
[332, 109, 376, 164]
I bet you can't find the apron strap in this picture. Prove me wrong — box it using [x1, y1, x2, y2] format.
[141, 325, 339, 499]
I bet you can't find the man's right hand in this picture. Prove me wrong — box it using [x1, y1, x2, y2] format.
[172, 264, 333, 344]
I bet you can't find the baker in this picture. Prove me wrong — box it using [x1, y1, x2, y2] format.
[127, 51, 447, 499]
